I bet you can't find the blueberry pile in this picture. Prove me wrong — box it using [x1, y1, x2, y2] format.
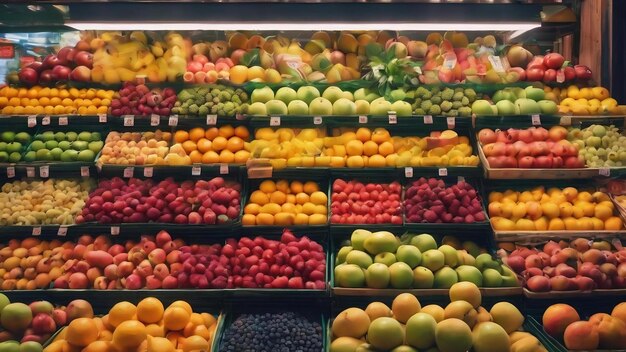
[219, 312, 323, 352]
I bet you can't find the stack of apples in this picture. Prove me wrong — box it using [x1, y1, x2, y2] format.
[330, 179, 403, 224]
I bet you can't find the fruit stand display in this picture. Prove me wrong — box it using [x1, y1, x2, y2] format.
[0, 1, 625, 351]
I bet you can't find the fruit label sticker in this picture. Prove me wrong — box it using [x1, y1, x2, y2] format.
[270, 116, 281, 126]
[531, 114, 541, 126]
[447, 117, 455, 129]
[423, 115, 433, 124]
[192, 165, 201, 176]
[206, 114, 218, 125]
[58, 116, 68, 126]
[404, 167, 413, 178]
[42, 115, 51, 126]
[27, 115, 37, 127]
[488, 55, 505, 73]
[220, 164, 229, 174]
[599, 167, 610, 177]
[123, 115, 135, 127]
[358, 115, 368, 124]
[123, 167, 134, 178]
[98, 114, 107, 123]
[150, 114, 160, 126]
[57, 226, 67, 237]
[556, 69, 565, 83]
[313, 116, 323, 125]
[39, 165, 49, 178]
[32, 227, 41, 236]
[6, 167, 15, 178]
[110, 226, 120, 236]
[26, 167, 35, 178]
[143, 167, 154, 177]
[388, 112, 397, 124]
[168, 115, 179, 127]
[80, 166, 90, 177]
[443, 58, 457, 69]
[438, 168, 448, 176]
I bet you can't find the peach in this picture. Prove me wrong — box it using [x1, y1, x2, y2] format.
[564, 321, 599, 350]
[612, 302, 626, 323]
[543, 303, 580, 338]
[589, 313, 626, 349]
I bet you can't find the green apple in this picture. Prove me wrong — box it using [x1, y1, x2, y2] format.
[405, 313, 437, 349]
[346, 250, 373, 269]
[495, 100, 517, 115]
[265, 100, 289, 117]
[321, 86, 343, 103]
[296, 86, 320, 105]
[538, 100, 558, 115]
[354, 88, 368, 101]
[8, 152, 20, 163]
[395, 245, 422, 269]
[390, 346, 417, 352]
[247, 102, 267, 116]
[510, 87, 526, 100]
[389, 89, 406, 102]
[391, 101, 413, 116]
[340, 91, 354, 101]
[60, 149, 78, 162]
[65, 132, 78, 142]
[412, 266, 434, 288]
[18, 342, 42, 352]
[389, 262, 413, 289]
[77, 150, 95, 162]
[308, 97, 333, 115]
[370, 99, 392, 115]
[524, 86, 545, 101]
[471, 100, 496, 116]
[355, 100, 370, 114]
[350, 229, 372, 251]
[49, 148, 63, 160]
[14, 132, 31, 144]
[251, 86, 275, 103]
[0, 131, 15, 143]
[332, 98, 356, 116]
[455, 265, 483, 286]
[72, 141, 88, 151]
[88, 141, 104, 154]
[334, 264, 365, 287]
[500, 266, 519, 287]
[335, 246, 353, 265]
[29, 140, 45, 151]
[421, 250, 445, 272]
[492, 89, 515, 103]
[433, 266, 458, 288]
[275, 87, 297, 104]
[0, 341, 20, 352]
[287, 100, 309, 115]
[54, 132, 66, 142]
[410, 234, 437, 252]
[515, 98, 541, 114]
[438, 245, 459, 267]
[462, 241, 482, 258]
[365, 263, 390, 288]
[374, 252, 397, 266]
[364, 231, 399, 255]
[482, 268, 503, 287]
[475, 253, 502, 273]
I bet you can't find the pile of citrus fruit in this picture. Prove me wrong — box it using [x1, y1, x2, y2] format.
[170, 125, 250, 164]
[44, 298, 218, 352]
[243, 179, 328, 226]
[0, 86, 114, 115]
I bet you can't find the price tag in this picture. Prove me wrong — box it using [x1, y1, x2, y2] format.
[27, 115, 37, 127]
[424, 115, 433, 124]
[443, 57, 457, 69]
[270, 116, 281, 126]
[168, 115, 178, 126]
[206, 114, 217, 125]
[98, 114, 107, 123]
[438, 168, 448, 176]
[6, 167, 15, 178]
[531, 114, 541, 126]
[123, 115, 135, 127]
[150, 114, 160, 126]
[236, 113, 245, 121]
[358, 115, 368, 124]
[110, 226, 120, 236]
[57, 226, 67, 237]
[26, 167, 35, 178]
[404, 167, 413, 178]
[556, 69, 565, 83]
[599, 167, 610, 177]
[42, 115, 51, 126]
[447, 117, 456, 129]
[313, 116, 323, 125]
[143, 167, 154, 177]
[560, 115, 572, 126]
[58, 116, 68, 126]
[488, 55, 505, 73]
[123, 167, 134, 178]
[219, 164, 229, 174]
[458, 176, 465, 182]
[191, 165, 201, 176]
[32, 227, 41, 236]
[80, 166, 90, 177]
[39, 165, 49, 178]
[388, 112, 397, 124]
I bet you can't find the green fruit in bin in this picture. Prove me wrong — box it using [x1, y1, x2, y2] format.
[77, 150, 95, 162]
[0, 151, 8, 162]
[60, 150, 78, 162]
[15, 132, 31, 144]
[40, 131, 55, 142]
[8, 152, 20, 163]
[23, 151, 36, 162]
[50, 148, 63, 160]
[0, 142, 6, 151]
[6, 142, 21, 153]
[29, 141, 45, 151]
[1, 131, 15, 142]
[88, 141, 104, 154]
[54, 132, 66, 141]
[45, 140, 58, 149]
[91, 132, 102, 141]
[58, 141, 71, 151]
[72, 141, 88, 151]
[78, 132, 92, 142]
[35, 149, 52, 161]
[66, 132, 78, 141]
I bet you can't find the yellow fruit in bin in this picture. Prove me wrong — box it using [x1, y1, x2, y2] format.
[579, 87, 593, 99]
[567, 85, 580, 99]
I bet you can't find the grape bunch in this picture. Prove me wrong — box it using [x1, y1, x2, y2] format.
[569, 124, 626, 167]
[173, 85, 249, 116]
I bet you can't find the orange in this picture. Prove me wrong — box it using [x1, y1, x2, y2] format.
[309, 213, 327, 225]
[205, 127, 219, 140]
[169, 301, 193, 315]
[294, 213, 309, 225]
[181, 335, 208, 352]
[605, 217, 624, 231]
[242, 214, 256, 225]
[108, 301, 137, 328]
[66, 318, 98, 347]
[302, 202, 316, 215]
[244, 203, 261, 215]
[378, 141, 394, 156]
[218, 125, 235, 138]
[200, 313, 216, 328]
[146, 336, 174, 352]
[182, 140, 197, 154]
[189, 128, 205, 142]
[226, 136, 244, 152]
[233, 150, 250, 163]
[165, 331, 184, 349]
[192, 325, 212, 340]
[371, 128, 391, 144]
[286, 194, 296, 204]
[314, 205, 327, 215]
[112, 320, 147, 349]
[197, 138, 212, 153]
[189, 150, 203, 163]
[234, 126, 250, 139]
[310, 191, 328, 205]
[247, 66, 265, 81]
[281, 203, 297, 213]
[368, 154, 387, 167]
[201, 151, 220, 164]
[346, 140, 364, 156]
[146, 323, 165, 337]
[212, 136, 227, 151]
[295, 193, 310, 205]
[275, 180, 290, 194]
[137, 297, 165, 324]
[269, 191, 287, 204]
[260, 203, 281, 215]
[290, 181, 304, 194]
[363, 141, 379, 156]
[229, 65, 249, 84]
[163, 307, 190, 331]
[259, 180, 277, 193]
[174, 131, 189, 143]
[82, 341, 110, 352]
[355, 128, 372, 142]
[219, 150, 235, 163]
[250, 190, 270, 205]
[303, 181, 319, 194]
[256, 213, 274, 225]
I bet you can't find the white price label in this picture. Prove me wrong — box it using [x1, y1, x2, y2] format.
[57, 226, 67, 237]
[58, 116, 68, 126]
[458, 176, 465, 182]
[80, 166, 90, 177]
[424, 115, 433, 124]
[98, 114, 107, 123]
[168, 115, 179, 126]
[404, 167, 413, 178]
[388, 112, 397, 124]
[358, 115, 368, 124]
[599, 167, 610, 177]
[123, 115, 135, 127]
[531, 114, 541, 126]
[110, 226, 120, 236]
[143, 167, 154, 177]
[6, 167, 15, 178]
[488, 55, 505, 73]
[123, 167, 134, 178]
[27, 115, 37, 127]
[42, 116, 51, 125]
[447, 117, 456, 129]
[39, 165, 49, 178]
[191, 165, 201, 176]
[206, 114, 217, 125]
[32, 227, 41, 236]
[313, 116, 323, 125]
[270, 116, 281, 126]
[219, 164, 229, 174]
[150, 114, 160, 126]
[26, 167, 35, 178]
[443, 58, 457, 69]
[438, 168, 448, 176]
[560, 115, 572, 126]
